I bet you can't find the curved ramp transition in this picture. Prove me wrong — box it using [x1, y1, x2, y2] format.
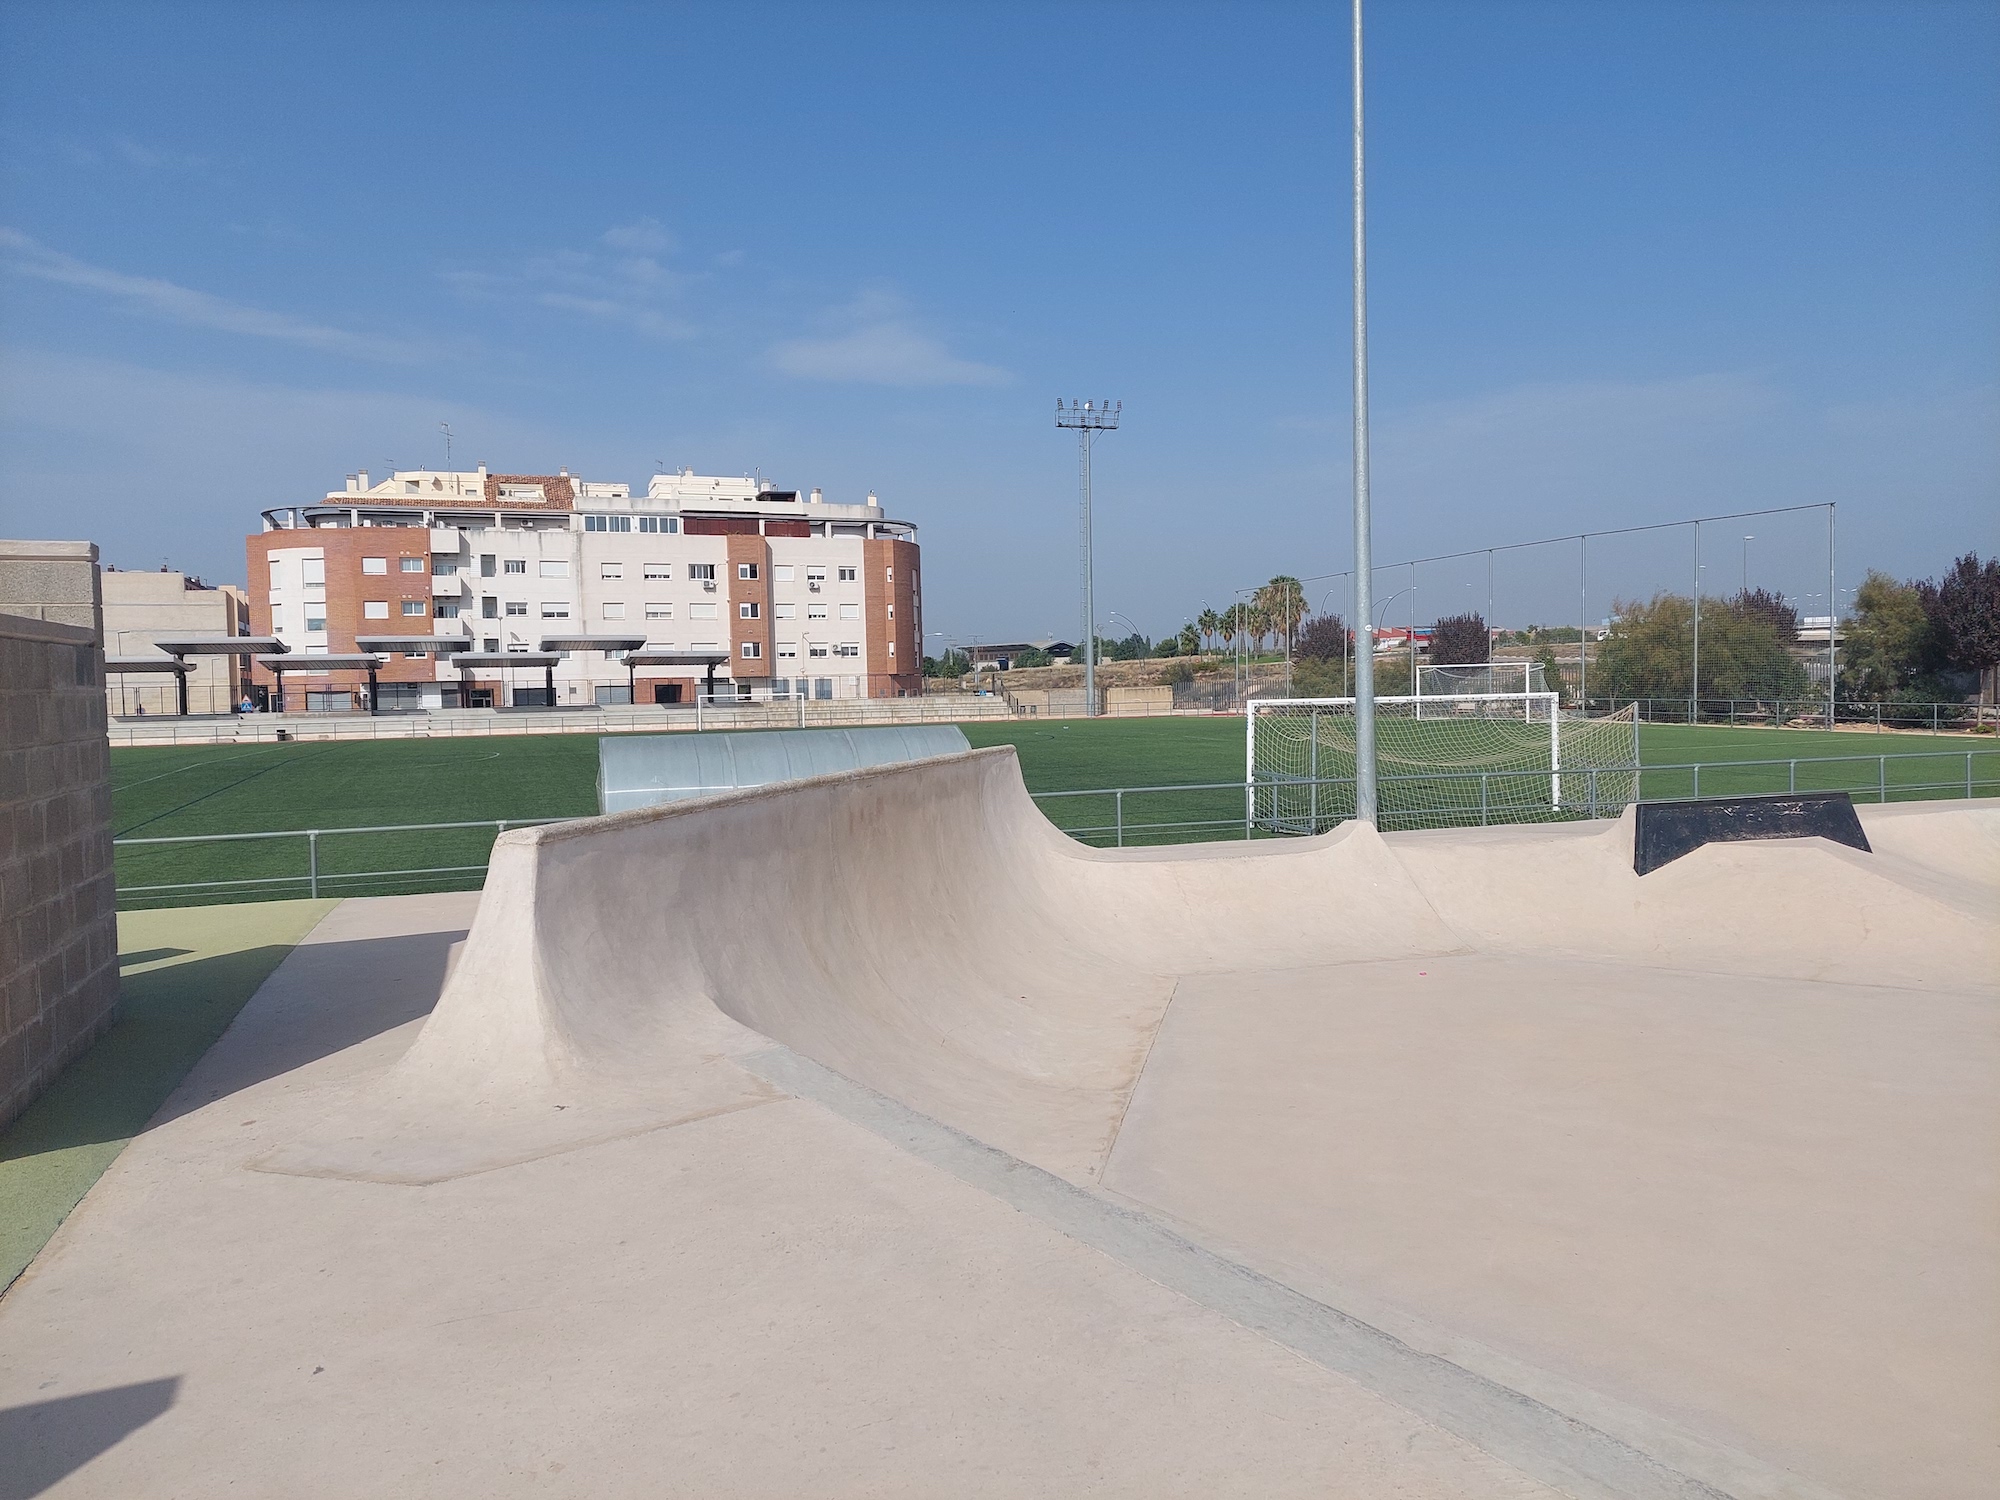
[264, 746, 1997, 1185]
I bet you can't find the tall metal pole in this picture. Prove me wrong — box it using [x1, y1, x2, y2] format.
[1080, 425, 1095, 715]
[1056, 399, 1121, 718]
[1578, 534, 1587, 710]
[1690, 520, 1701, 722]
[1826, 503, 1837, 728]
[1350, 0, 1378, 823]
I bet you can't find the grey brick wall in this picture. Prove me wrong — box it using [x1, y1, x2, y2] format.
[0, 596, 119, 1129]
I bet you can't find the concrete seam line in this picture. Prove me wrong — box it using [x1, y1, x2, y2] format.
[1098, 976, 1177, 1183]
[742, 1044, 1750, 1500]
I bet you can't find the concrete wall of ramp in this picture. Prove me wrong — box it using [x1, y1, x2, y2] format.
[0, 610, 119, 1128]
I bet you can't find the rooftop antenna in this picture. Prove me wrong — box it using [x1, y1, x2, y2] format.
[440, 422, 453, 473]
[1349, 0, 1379, 824]
[1055, 397, 1122, 718]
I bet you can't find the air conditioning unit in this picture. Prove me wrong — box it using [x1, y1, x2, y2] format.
[808, 582, 822, 593]
[702, 579, 717, 592]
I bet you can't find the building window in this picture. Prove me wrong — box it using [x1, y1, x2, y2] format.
[364, 600, 390, 619]
[888, 641, 895, 657]
[638, 516, 677, 534]
[741, 641, 762, 659]
[603, 601, 627, 620]
[807, 603, 828, 620]
[777, 642, 798, 659]
[482, 597, 499, 619]
[690, 602, 718, 620]
[539, 560, 569, 578]
[433, 559, 458, 576]
[504, 559, 526, 575]
[401, 557, 425, 573]
[541, 602, 570, 619]
[642, 563, 670, 580]
[808, 643, 829, 659]
[645, 603, 672, 619]
[303, 559, 326, 585]
[885, 566, 894, 582]
[838, 566, 857, 583]
[270, 606, 284, 631]
[480, 554, 497, 577]
[836, 642, 859, 658]
[688, 563, 715, 582]
[775, 602, 796, 620]
[839, 602, 860, 620]
[435, 601, 460, 619]
[362, 557, 388, 575]
[268, 560, 283, 589]
[305, 615, 327, 633]
[806, 568, 826, 588]
[402, 600, 427, 617]
[404, 480, 420, 493]
[506, 601, 529, 617]
[886, 604, 894, 619]
[774, 565, 794, 582]
[583, 514, 632, 533]
[737, 562, 759, 580]
[739, 602, 760, 619]
[483, 637, 500, 652]
[601, 562, 623, 580]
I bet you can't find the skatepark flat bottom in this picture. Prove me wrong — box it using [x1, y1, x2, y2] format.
[0, 748, 1993, 1498]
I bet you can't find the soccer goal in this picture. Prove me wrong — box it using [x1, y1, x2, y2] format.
[1247, 694, 1638, 834]
[1416, 660, 1548, 699]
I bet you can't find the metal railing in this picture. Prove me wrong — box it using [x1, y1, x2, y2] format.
[110, 748, 1999, 905]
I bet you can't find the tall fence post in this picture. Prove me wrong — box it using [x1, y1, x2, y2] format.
[307, 830, 319, 899]
[1692, 763, 1700, 800]
[1115, 789, 1124, 848]
[1878, 756, 1887, 803]
[1969, 752, 1976, 800]
[1788, 760, 1797, 794]
[1480, 773, 1489, 826]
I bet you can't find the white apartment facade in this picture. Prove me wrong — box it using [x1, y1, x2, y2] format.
[248, 467, 922, 709]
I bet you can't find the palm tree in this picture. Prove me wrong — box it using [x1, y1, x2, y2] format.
[1261, 575, 1308, 658]
[1177, 622, 1199, 657]
[1197, 607, 1220, 654]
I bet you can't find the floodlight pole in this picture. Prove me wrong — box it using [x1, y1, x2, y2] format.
[1056, 398, 1121, 717]
[1350, 0, 1379, 823]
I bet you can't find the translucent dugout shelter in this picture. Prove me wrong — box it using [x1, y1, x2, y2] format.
[599, 725, 971, 815]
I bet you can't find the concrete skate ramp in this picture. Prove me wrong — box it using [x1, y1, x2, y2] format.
[268, 746, 1997, 1188]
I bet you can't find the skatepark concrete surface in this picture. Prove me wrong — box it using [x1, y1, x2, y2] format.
[2, 747, 1995, 1497]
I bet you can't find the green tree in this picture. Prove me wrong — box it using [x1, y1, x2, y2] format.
[924, 649, 971, 679]
[1918, 553, 2000, 697]
[1256, 576, 1308, 658]
[1011, 647, 1053, 669]
[1177, 622, 1200, 657]
[1597, 593, 1806, 701]
[1429, 612, 1489, 665]
[1197, 607, 1221, 653]
[1841, 571, 1932, 699]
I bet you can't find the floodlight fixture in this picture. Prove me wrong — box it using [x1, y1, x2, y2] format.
[1056, 398, 1123, 715]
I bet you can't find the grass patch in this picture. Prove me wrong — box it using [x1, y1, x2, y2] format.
[0, 899, 334, 1292]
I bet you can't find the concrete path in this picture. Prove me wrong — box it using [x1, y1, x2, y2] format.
[2, 751, 1994, 1496]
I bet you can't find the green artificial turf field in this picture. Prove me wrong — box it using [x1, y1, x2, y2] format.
[108, 716, 1998, 902]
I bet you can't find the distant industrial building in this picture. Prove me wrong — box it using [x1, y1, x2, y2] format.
[246, 466, 923, 709]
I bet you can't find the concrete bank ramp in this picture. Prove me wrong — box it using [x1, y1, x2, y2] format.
[265, 747, 1998, 1183]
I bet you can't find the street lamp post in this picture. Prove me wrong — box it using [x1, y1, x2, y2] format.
[1350, 0, 1378, 822]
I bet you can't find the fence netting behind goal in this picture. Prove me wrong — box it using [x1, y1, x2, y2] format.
[1249, 695, 1638, 834]
[1417, 661, 1548, 698]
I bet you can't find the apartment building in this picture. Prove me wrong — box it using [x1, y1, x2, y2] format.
[247, 466, 921, 709]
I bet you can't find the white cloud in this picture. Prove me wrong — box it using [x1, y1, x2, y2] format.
[446, 225, 696, 340]
[602, 217, 675, 254]
[0, 227, 419, 361]
[771, 289, 1010, 387]
[0, 351, 559, 580]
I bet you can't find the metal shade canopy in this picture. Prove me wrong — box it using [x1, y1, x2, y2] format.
[538, 634, 648, 653]
[621, 651, 729, 667]
[450, 653, 561, 667]
[156, 636, 288, 655]
[104, 656, 190, 673]
[253, 654, 388, 670]
[354, 635, 473, 653]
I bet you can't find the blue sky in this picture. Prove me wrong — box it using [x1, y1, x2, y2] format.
[1, 0, 1994, 640]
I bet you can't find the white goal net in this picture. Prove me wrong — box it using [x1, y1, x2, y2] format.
[1416, 660, 1548, 698]
[1247, 694, 1638, 834]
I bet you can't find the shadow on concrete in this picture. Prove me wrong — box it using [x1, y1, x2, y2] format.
[0, 1377, 180, 1498]
[152, 927, 464, 1128]
[116, 948, 191, 969]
